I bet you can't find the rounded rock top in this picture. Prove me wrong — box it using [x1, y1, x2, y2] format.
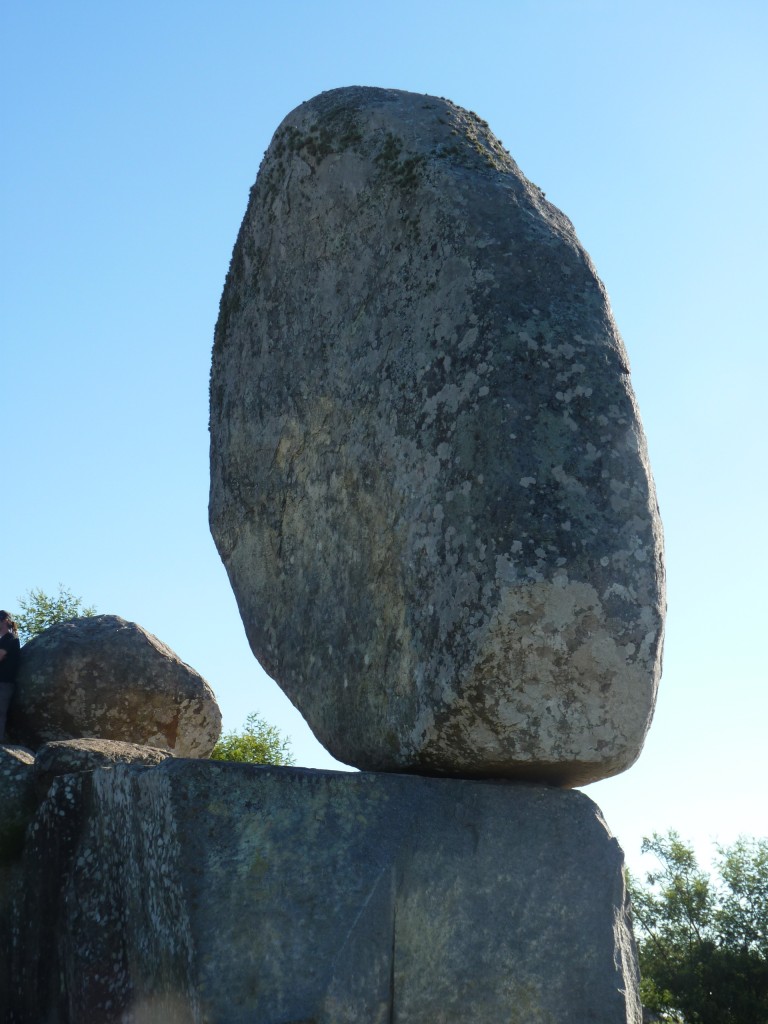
[209, 86, 665, 785]
[11, 614, 222, 757]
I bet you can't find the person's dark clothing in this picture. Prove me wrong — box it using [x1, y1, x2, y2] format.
[0, 633, 19, 741]
[0, 633, 20, 683]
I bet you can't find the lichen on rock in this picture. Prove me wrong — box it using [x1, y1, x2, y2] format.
[209, 86, 665, 784]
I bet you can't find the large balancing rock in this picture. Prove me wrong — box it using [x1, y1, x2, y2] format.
[209, 86, 665, 784]
[8, 761, 641, 1023]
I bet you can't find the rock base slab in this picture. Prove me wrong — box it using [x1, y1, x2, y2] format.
[9, 761, 640, 1023]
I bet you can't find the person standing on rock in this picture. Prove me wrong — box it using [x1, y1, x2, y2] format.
[0, 610, 21, 741]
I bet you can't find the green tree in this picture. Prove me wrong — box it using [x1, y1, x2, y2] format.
[15, 584, 96, 643]
[210, 712, 295, 766]
[629, 831, 768, 1023]
[717, 837, 768, 954]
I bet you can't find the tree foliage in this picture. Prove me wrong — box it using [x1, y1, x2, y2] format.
[15, 585, 96, 643]
[210, 712, 295, 766]
[629, 830, 768, 1023]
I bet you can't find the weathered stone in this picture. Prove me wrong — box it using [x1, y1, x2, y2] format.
[0, 745, 36, 861]
[34, 737, 174, 799]
[0, 746, 37, 1012]
[209, 86, 665, 784]
[0, 738, 176, 1002]
[9, 615, 221, 757]
[0, 748, 41, 1010]
[8, 760, 641, 1024]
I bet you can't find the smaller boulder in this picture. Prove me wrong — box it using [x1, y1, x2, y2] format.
[0, 745, 37, 861]
[9, 616, 221, 757]
[34, 738, 175, 799]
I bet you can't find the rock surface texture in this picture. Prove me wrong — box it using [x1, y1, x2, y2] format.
[33, 737, 174, 799]
[0, 746, 36, 862]
[10, 615, 221, 757]
[7, 761, 641, 1024]
[209, 86, 665, 784]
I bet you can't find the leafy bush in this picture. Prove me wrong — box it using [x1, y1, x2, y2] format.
[15, 585, 96, 643]
[210, 712, 295, 766]
[629, 830, 768, 1023]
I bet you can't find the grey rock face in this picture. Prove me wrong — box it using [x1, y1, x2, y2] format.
[0, 746, 36, 1016]
[210, 86, 665, 783]
[33, 737, 174, 799]
[0, 746, 36, 861]
[8, 761, 641, 1024]
[10, 615, 221, 757]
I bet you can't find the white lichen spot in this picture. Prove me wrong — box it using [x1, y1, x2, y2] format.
[495, 555, 518, 584]
[603, 583, 634, 603]
[459, 327, 478, 350]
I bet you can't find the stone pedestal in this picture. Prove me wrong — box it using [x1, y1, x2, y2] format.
[8, 760, 640, 1023]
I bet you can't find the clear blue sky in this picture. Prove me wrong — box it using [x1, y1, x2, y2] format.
[2, 0, 766, 874]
